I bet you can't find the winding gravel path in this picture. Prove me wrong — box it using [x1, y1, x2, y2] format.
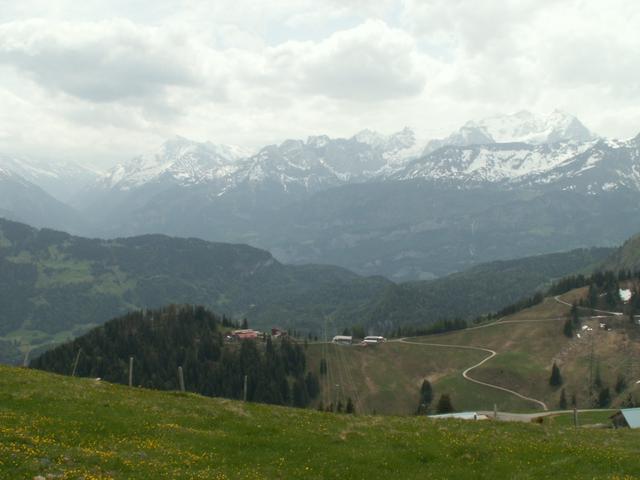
[399, 338, 549, 410]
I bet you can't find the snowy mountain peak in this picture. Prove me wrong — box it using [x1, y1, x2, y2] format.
[104, 137, 250, 190]
[425, 110, 595, 154]
[353, 127, 421, 163]
[306, 135, 330, 148]
[353, 127, 415, 149]
[466, 110, 594, 144]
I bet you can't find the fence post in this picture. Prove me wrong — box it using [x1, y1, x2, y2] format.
[71, 349, 82, 377]
[178, 366, 186, 392]
[243, 374, 248, 402]
[128, 356, 134, 387]
[573, 407, 578, 428]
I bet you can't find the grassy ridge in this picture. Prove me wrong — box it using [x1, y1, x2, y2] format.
[308, 294, 640, 415]
[1, 364, 640, 479]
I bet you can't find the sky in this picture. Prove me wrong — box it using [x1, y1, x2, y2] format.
[0, 0, 639, 168]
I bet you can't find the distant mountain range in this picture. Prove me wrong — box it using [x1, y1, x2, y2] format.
[1, 110, 639, 280]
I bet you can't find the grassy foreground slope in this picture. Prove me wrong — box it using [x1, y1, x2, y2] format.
[1, 365, 639, 480]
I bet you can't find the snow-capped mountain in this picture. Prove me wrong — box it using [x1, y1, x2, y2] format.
[424, 110, 595, 154]
[0, 155, 101, 203]
[98, 128, 421, 198]
[395, 140, 598, 184]
[102, 136, 252, 191]
[394, 131, 640, 194]
[354, 127, 423, 164]
[527, 135, 640, 192]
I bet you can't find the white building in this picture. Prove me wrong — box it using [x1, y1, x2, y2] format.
[332, 335, 352, 345]
[363, 336, 386, 344]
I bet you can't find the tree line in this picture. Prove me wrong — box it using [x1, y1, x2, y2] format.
[30, 305, 320, 408]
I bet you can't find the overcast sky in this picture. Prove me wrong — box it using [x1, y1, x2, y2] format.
[0, 0, 639, 167]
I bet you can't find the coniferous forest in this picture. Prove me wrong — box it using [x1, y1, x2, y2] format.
[31, 305, 319, 408]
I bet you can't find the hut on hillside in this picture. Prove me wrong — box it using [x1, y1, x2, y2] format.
[610, 408, 640, 428]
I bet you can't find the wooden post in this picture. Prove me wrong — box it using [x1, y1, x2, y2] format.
[71, 349, 82, 377]
[128, 356, 134, 387]
[494, 403, 498, 420]
[23, 349, 31, 368]
[243, 374, 248, 402]
[573, 407, 578, 428]
[178, 366, 186, 392]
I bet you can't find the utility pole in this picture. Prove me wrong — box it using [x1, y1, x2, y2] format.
[128, 356, 134, 387]
[588, 335, 595, 398]
[178, 366, 185, 392]
[71, 349, 82, 377]
[243, 375, 248, 402]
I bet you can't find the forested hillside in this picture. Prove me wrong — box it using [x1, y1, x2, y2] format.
[0, 217, 390, 361]
[352, 247, 612, 332]
[601, 233, 640, 273]
[31, 305, 320, 407]
[0, 217, 615, 363]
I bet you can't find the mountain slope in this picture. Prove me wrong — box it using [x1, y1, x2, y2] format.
[601, 230, 640, 272]
[0, 168, 86, 233]
[0, 154, 100, 203]
[347, 247, 613, 332]
[0, 217, 390, 356]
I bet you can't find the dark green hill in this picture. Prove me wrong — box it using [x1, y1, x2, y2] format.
[601, 233, 640, 272]
[352, 247, 613, 332]
[31, 304, 317, 408]
[0, 217, 390, 361]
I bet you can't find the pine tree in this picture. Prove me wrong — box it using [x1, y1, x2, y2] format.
[292, 377, 309, 408]
[615, 373, 627, 394]
[597, 387, 611, 407]
[417, 379, 433, 414]
[336, 400, 344, 413]
[420, 379, 433, 406]
[319, 358, 327, 376]
[570, 302, 580, 327]
[549, 362, 563, 387]
[241, 318, 249, 329]
[345, 397, 355, 414]
[594, 363, 603, 389]
[436, 394, 454, 414]
[559, 388, 567, 410]
[588, 284, 598, 308]
[305, 371, 320, 399]
[563, 318, 574, 338]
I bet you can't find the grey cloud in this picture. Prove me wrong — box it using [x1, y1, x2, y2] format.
[0, 20, 201, 102]
[263, 20, 427, 102]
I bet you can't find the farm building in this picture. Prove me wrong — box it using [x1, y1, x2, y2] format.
[232, 329, 259, 340]
[610, 408, 640, 428]
[363, 336, 386, 344]
[332, 335, 352, 345]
